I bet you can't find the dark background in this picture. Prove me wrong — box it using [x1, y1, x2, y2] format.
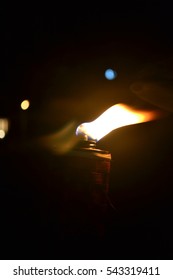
[1, 1, 173, 259]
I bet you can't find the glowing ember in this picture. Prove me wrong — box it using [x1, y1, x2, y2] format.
[76, 103, 158, 141]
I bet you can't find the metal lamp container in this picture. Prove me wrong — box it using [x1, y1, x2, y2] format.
[60, 140, 112, 242]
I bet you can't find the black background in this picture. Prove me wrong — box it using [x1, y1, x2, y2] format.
[1, 1, 173, 259]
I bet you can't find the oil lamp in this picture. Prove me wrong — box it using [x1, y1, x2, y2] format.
[59, 103, 159, 244]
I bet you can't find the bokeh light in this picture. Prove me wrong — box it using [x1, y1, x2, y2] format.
[0, 119, 9, 139]
[0, 129, 5, 139]
[104, 68, 117, 80]
[21, 100, 30, 110]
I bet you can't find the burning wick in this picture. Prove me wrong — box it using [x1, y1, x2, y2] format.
[76, 103, 159, 142]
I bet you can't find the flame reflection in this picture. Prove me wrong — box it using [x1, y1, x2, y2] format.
[76, 103, 159, 141]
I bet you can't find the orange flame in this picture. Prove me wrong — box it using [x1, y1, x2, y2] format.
[76, 103, 159, 141]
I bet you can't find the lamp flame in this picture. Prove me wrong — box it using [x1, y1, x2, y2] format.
[76, 103, 159, 141]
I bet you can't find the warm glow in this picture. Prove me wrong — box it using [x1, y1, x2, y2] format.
[76, 103, 158, 141]
[21, 100, 30, 110]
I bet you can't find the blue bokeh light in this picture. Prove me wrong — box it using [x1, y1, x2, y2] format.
[104, 69, 117, 80]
